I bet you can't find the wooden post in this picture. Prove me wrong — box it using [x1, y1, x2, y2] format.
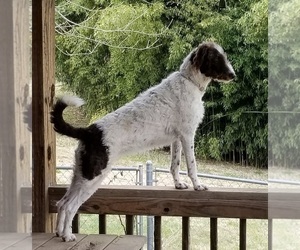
[0, 0, 31, 232]
[182, 217, 190, 250]
[72, 214, 79, 234]
[154, 216, 162, 250]
[126, 215, 134, 235]
[210, 218, 218, 250]
[239, 219, 247, 250]
[99, 214, 107, 234]
[32, 0, 56, 232]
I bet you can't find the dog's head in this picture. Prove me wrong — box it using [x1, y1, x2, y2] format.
[191, 42, 235, 82]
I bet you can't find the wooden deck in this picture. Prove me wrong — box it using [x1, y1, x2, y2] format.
[0, 233, 146, 250]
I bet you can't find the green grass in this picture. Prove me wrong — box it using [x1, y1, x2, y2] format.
[115, 150, 267, 181]
[79, 217, 292, 250]
[78, 215, 268, 250]
[272, 220, 300, 250]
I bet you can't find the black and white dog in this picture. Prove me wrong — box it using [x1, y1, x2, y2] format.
[51, 41, 235, 241]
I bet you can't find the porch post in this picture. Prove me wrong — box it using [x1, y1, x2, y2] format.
[32, 0, 56, 232]
[0, 0, 31, 232]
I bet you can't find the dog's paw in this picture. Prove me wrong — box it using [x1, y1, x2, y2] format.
[175, 182, 189, 189]
[194, 184, 208, 191]
[62, 233, 76, 242]
[55, 226, 64, 237]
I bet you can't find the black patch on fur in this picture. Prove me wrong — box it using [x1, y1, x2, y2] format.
[51, 99, 109, 180]
[51, 100, 86, 140]
[191, 42, 234, 81]
[80, 124, 109, 180]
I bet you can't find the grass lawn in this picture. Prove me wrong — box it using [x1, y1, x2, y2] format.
[78, 214, 268, 250]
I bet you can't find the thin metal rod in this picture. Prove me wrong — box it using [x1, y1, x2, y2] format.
[268, 219, 273, 250]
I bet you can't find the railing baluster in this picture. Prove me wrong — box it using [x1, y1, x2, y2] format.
[126, 215, 134, 235]
[210, 218, 218, 250]
[99, 214, 106, 234]
[240, 219, 246, 250]
[182, 217, 190, 250]
[268, 219, 273, 250]
[154, 216, 162, 250]
[72, 214, 79, 233]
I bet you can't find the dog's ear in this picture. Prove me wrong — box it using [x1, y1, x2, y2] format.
[192, 42, 226, 79]
[191, 43, 213, 74]
[191, 44, 207, 69]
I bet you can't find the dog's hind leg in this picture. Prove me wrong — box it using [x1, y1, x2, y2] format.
[55, 174, 86, 237]
[170, 140, 189, 189]
[56, 190, 69, 237]
[180, 136, 208, 191]
[59, 171, 108, 242]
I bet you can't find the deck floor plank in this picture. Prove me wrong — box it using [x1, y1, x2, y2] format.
[0, 234, 146, 250]
[33, 233, 56, 249]
[104, 235, 147, 250]
[5, 235, 32, 250]
[34, 234, 87, 250]
[70, 234, 118, 250]
[0, 233, 30, 250]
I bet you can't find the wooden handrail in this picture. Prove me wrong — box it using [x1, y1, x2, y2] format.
[48, 185, 270, 249]
[39, 185, 300, 249]
[48, 186, 268, 219]
[19, 185, 300, 249]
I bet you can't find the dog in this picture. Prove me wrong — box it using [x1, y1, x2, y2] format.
[51, 41, 235, 241]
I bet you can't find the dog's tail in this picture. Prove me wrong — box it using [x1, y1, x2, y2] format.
[50, 95, 87, 140]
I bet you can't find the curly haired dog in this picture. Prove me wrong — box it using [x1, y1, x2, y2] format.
[51, 41, 235, 241]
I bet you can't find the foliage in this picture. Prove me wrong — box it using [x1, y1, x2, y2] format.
[55, 0, 268, 168]
[56, 1, 167, 114]
[268, 0, 300, 168]
[190, 0, 268, 167]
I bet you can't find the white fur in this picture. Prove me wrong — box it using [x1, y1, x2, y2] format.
[61, 95, 85, 107]
[54, 42, 235, 241]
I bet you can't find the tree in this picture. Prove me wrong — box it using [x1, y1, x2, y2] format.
[55, 0, 268, 167]
[163, 0, 268, 167]
[269, 0, 300, 168]
[56, 0, 167, 115]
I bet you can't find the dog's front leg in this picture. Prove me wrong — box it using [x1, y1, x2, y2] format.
[181, 137, 208, 191]
[170, 140, 189, 189]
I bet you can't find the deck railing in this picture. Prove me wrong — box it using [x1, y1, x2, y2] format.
[48, 185, 268, 250]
